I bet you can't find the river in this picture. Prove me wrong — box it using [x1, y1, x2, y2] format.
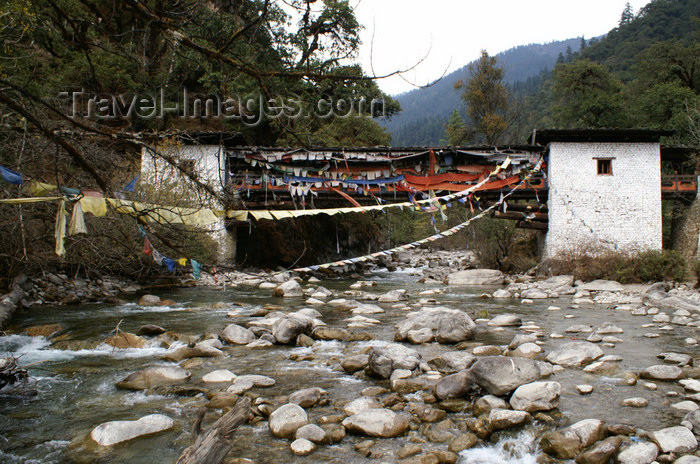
[0, 268, 696, 463]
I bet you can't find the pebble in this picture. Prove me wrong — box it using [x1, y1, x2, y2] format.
[576, 384, 594, 394]
[620, 397, 648, 407]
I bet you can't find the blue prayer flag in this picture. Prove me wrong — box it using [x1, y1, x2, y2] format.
[0, 165, 23, 185]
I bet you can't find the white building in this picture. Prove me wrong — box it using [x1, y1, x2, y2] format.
[140, 134, 242, 263]
[533, 129, 672, 258]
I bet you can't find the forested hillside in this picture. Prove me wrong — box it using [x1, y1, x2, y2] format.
[510, 0, 700, 145]
[384, 38, 581, 146]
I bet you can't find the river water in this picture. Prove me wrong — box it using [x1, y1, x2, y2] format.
[0, 268, 696, 463]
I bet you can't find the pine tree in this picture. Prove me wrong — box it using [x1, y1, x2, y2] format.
[455, 51, 509, 145]
[442, 110, 467, 146]
[619, 2, 634, 26]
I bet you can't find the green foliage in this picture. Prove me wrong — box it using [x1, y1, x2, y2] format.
[456, 51, 509, 144]
[552, 60, 628, 128]
[542, 249, 687, 283]
[442, 110, 468, 145]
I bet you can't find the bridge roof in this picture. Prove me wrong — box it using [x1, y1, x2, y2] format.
[530, 128, 675, 145]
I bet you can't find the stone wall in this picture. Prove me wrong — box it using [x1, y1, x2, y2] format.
[140, 144, 236, 263]
[545, 142, 662, 258]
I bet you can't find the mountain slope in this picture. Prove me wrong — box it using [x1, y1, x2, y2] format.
[384, 38, 581, 146]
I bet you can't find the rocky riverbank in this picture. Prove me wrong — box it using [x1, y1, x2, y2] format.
[3, 248, 700, 463]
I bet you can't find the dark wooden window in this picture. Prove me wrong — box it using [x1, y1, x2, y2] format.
[597, 159, 612, 175]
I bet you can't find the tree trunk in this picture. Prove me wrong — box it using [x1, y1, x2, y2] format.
[176, 397, 253, 464]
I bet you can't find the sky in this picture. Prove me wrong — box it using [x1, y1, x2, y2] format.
[353, 0, 651, 96]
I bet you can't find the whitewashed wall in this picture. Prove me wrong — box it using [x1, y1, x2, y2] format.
[545, 142, 662, 258]
[140, 144, 236, 263]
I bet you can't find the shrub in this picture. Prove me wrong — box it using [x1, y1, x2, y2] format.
[541, 248, 687, 283]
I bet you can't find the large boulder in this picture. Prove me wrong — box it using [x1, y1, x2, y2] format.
[545, 341, 604, 368]
[434, 371, 477, 400]
[342, 409, 409, 438]
[269, 404, 309, 438]
[640, 365, 685, 381]
[116, 366, 190, 390]
[649, 426, 698, 454]
[578, 280, 624, 292]
[367, 344, 420, 379]
[488, 408, 532, 431]
[469, 356, 542, 396]
[378, 290, 407, 303]
[428, 352, 477, 374]
[289, 387, 327, 408]
[540, 419, 606, 460]
[137, 294, 161, 306]
[90, 414, 174, 446]
[615, 441, 658, 464]
[273, 280, 303, 298]
[509, 381, 561, 412]
[446, 269, 504, 286]
[273, 316, 309, 344]
[342, 397, 382, 416]
[487, 314, 522, 327]
[575, 436, 623, 464]
[222, 324, 256, 345]
[394, 307, 475, 345]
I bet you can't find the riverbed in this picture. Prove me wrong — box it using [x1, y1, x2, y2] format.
[0, 267, 697, 463]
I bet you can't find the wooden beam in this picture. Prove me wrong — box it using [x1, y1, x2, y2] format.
[176, 397, 253, 464]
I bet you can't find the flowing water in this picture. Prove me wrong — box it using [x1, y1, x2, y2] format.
[0, 268, 696, 463]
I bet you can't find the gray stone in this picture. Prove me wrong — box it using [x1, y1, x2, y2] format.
[650, 426, 698, 454]
[273, 316, 309, 344]
[269, 404, 309, 438]
[488, 408, 532, 431]
[367, 344, 420, 379]
[394, 308, 475, 344]
[509, 381, 561, 412]
[342, 409, 410, 438]
[446, 269, 504, 286]
[295, 424, 327, 443]
[640, 365, 685, 381]
[116, 366, 190, 390]
[428, 352, 477, 374]
[378, 290, 407, 302]
[222, 324, 256, 345]
[406, 328, 434, 344]
[488, 314, 522, 327]
[472, 395, 509, 417]
[273, 280, 304, 298]
[578, 280, 624, 292]
[137, 294, 161, 306]
[545, 341, 604, 368]
[90, 414, 174, 446]
[540, 419, 606, 460]
[469, 356, 542, 396]
[575, 435, 623, 464]
[289, 387, 327, 408]
[343, 397, 382, 416]
[616, 441, 658, 464]
[434, 371, 477, 400]
[290, 438, 315, 456]
[202, 369, 236, 383]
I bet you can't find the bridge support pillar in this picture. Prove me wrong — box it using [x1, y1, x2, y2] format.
[673, 196, 700, 262]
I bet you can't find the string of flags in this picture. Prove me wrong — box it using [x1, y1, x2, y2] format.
[140, 226, 202, 279]
[291, 158, 544, 273]
[0, 157, 519, 261]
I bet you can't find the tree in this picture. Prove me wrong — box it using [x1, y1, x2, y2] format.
[552, 60, 628, 128]
[455, 51, 509, 145]
[619, 2, 635, 27]
[442, 110, 468, 146]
